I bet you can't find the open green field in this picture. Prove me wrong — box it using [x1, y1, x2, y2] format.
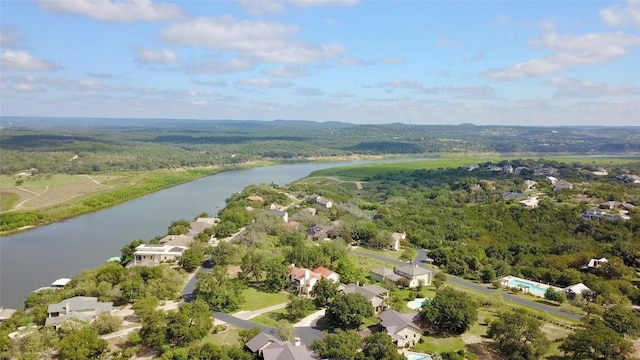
[306, 155, 640, 180]
[239, 288, 289, 311]
[353, 247, 404, 261]
[250, 309, 288, 327]
[199, 324, 242, 346]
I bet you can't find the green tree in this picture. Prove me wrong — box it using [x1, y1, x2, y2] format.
[310, 277, 339, 308]
[420, 287, 478, 334]
[487, 309, 549, 360]
[310, 329, 363, 360]
[263, 257, 290, 292]
[238, 327, 262, 344]
[57, 328, 107, 360]
[194, 266, 245, 312]
[325, 293, 374, 329]
[120, 239, 146, 266]
[90, 312, 123, 335]
[603, 305, 640, 337]
[179, 243, 206, 273]
[275, 320, 294, 341]
[544, 288, 566, 304]
[361, 332, 405, 360]
[133, 295, 159, 319]
[400, 248, 417, 262]
[166, 299, 213, 346]
[139, 310, 168, 351]
[286, 296, 315, 322]
[334, 257, 358, 284]
[560, 318, 632, 360]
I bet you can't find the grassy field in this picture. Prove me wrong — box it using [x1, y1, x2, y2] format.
[250, 309, 288, 327]
[239, 288, 289, 311]
[353, 247, 404, 261]
[199, 324, 242, 346]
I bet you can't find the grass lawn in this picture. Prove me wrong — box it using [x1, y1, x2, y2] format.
[413, 336, 466, 354]
[240, 287, 289, 311]
[350, 252, 390, 274]
[251, 309, 287, 327]
[199, 325, 242, 346]
[353, 247, 404, 261]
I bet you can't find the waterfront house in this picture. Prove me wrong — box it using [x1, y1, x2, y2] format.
[247, 195, 264, 202]
[159, 234, 194, 247]
[133, 244, 187, 266]
[45, 296, 112, 328]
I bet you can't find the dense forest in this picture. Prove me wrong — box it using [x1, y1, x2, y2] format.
[1, 117, 639, 175]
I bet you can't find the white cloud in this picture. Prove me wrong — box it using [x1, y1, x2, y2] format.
[483, 29, 640, 79]
[38, 0, 183, 22]
[546, 76, 639, 97]
[381, 57, 405, 65]
[235, 78, 293, 87]
[0, 50, 60, 72]
[289, 0, 359, 8]
[378, 80, 423, 90]
[191, 79, 228, 87]
[186, 57, 255, 74]
[135, 47, 178, 64]
[162, 17, 346, 65]
[2, 75, 113, 92]
[239, 1, 284, 15]
[263, 66, 309, 78]
[339, 57, 372, 67]
[600, 0, 640, 28]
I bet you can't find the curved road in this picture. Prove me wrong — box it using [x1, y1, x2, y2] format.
[355, 248, 582, 321]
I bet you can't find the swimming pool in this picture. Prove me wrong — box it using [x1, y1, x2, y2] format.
[507, 278, 548, 296]
[407, 354, 433, 360]
[407, 298, 429, 310]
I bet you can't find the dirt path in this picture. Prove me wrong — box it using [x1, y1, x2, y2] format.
[84, 174, 114, 188]
[293, 309, 325, 327]
[12, 185, 49, 209]
[355, 181, 363, 190]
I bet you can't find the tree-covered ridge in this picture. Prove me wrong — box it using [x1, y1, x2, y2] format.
[2, 120, 640, 175]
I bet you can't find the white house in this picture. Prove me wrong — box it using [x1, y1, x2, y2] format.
[288, 264, 339, 295]
[267, 209, 289, 223]
[391, 232, 406, 251]
[371, 265, 431, 288]
[133, 244, 187, 266]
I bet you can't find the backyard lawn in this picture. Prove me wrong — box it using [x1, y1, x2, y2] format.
[240, 287, 289, 311]
[413, 336, 466, 354]
[250, 309, 287, 327]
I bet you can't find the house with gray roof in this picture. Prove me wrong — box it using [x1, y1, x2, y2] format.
[45, 296, 112, 328]
[379, 309, 423, 347]
[370, 265, 431, 288]
[342, 283, 389, 312]
[245, 332, 314, 360]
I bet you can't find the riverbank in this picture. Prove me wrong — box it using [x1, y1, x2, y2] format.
[0, 154, 411, 236]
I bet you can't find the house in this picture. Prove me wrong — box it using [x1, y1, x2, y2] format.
[267, 209, 288, 223]
[519, 197, 539, 209]
[189, 221, 215, 235]
[599, 201, 635, 211]
[503, 192, 528, 200]
[564, 283, 591, 299]
[0, 308, 16, 322]
[514, 166, 529, 175]
[534, 166, 557, 176]
[371, 265, 432, 288]
[379, 309, 423, 347]
[307, 224, 336, 240]
[304, 207, 317, 216]
[45, 296, 113, 328]
[553, 180, 573, 192]
[245, 332, 314, 360]
[546, 176, 558, 184]
[391, 232, 406, 251]
[247, 195, 264, 202]
[523, 180, 537, 189]
[159, 234, 194, 247]
[581, 209, 627, 222]
[617, 174, 640, 184]
[342, 283, 389, 312]
[133, 244, 187, 266]
[584, 257, 608, 270]
[316, 196, 333, 208]
[288, 264, 339, 295]
[592, 168, 608, 176]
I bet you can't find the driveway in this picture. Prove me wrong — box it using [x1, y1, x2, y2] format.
[353, 248, 582, 321]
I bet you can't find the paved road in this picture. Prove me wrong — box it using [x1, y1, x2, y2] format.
[353, 248, 582, 321]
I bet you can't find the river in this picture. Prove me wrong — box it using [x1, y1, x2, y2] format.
[0, 159, 418, 308]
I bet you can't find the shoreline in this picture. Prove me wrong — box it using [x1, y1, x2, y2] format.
[0, 154, 402, 237]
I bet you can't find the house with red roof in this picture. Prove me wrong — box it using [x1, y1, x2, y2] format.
[288, 264, 339, 295]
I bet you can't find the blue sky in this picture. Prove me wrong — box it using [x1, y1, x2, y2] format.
[1, 0, 639, 126]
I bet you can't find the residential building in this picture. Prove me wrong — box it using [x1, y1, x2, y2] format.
[247, 195, 264, 202]
[592, 168, 608, 176]
[379, 309, 423, 347]
[133, 244, 187, 266]
[599, 201, 635, 211]
[584, 258, 608, 270]
[342, 283, 389, 312]
[159, 234, 194, 247]
[245, 332, 314, 360]
[503, 192, 528, 200]
[316, 196, 333, 208]
[519, 197, 539, 209]
[267, 209, 289, 223]
[288, 264, 339, 295]
[564, 283, 591, 299]
[534, 166, 557, 176]
[617, 174, 640, 184]
[370, 265, 431, 288]
[307, 224, 336, 240]
[523, 180, 537, 189]
[553, 180, 573, 192]
[45, 296, 113, 328]
[0, 308, 16, 322]
[581, 209, 627, 222]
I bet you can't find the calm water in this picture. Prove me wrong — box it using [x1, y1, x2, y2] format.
[0, 159, 423, 308]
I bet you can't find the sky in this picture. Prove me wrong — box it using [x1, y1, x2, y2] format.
[1, 0, 639, 126]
